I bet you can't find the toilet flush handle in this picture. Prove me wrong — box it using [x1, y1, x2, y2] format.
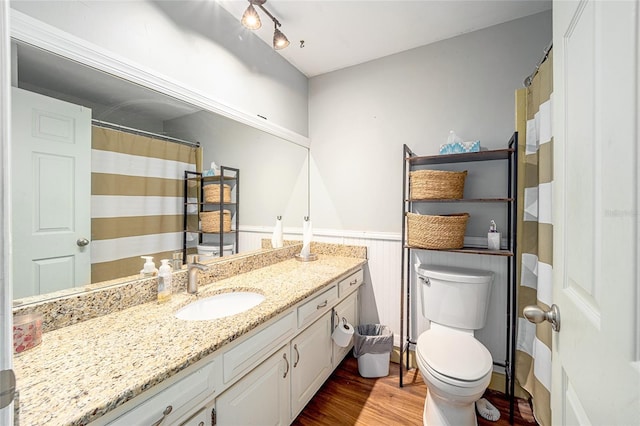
[523, 304, 561, 332]
[418, 276, 430, 286]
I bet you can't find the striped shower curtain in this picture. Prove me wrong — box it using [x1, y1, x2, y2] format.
[515, 49, 553, 426]
[90, 127, 198, 282]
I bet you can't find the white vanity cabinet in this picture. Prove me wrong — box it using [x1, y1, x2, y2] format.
[98, 268, 363, 426]
[213, 270, 363, 424]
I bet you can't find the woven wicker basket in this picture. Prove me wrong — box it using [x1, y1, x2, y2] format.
[406, 212, 469, 249]
[201, 210, 232, 233]
[204, 184, 231, 203]
[409, 170, 467, 200]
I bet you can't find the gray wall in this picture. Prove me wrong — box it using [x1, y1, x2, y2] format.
[309, 11, 552, 234]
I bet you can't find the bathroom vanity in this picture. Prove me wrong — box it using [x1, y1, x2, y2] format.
[12, 246, 366, 425]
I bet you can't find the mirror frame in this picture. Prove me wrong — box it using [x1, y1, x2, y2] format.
[9, 10, 311, 306]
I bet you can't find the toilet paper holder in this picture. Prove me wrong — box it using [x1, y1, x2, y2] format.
[332, 316, 354, 347]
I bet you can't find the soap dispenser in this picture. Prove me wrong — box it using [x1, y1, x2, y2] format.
[157, 259, 172, 303]
[487, 220, 501, 251]
[140, 256, 157, 278]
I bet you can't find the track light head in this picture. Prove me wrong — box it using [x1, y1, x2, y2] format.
[273, 26, 290, 50]
[241, 3, 262, 30]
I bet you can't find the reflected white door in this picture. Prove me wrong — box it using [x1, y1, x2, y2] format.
[11, 87, 91, 298]
[552, 1, 639, 424]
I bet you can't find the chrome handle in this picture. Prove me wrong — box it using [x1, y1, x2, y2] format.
[350, 279, 358, 286]
[76, 238, 90, 247]
[293, 344, 300, 368]
[316, 300, 328, 309]
[150, 405, 173, 426]
[523, 304, 561, 332]
[198, 422, 204, 426]
[283, 353, 289, 378]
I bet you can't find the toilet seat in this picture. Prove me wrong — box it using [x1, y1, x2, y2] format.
[417, 330, 492, 388]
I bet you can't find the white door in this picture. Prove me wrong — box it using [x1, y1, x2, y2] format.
[11, 87, 91, 299]
[1, 2, 13, 423]
[552, 1, 640, 424]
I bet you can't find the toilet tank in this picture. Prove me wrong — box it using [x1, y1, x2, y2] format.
[415, 264, 494, 330]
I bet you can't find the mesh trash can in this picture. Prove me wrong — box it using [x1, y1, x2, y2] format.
[353, 324, 393, 378]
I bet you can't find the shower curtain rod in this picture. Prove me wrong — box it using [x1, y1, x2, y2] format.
[524, 41, 553, 87]
[92, 119, 200, 148]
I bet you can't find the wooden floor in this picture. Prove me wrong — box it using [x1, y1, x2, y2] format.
[293, 356, 538, 426]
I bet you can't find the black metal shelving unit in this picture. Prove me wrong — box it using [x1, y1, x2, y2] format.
[399, 133, 518, 423]
[183, 166, 240, 261]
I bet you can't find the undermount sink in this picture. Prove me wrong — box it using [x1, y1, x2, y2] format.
[175, 291, 265, 321]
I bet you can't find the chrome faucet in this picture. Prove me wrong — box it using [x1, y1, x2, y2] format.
[187, 255, 209, 294]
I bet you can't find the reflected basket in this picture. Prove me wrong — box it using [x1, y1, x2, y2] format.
[201, 210, 232, 233]
[204, 184, 231, 203]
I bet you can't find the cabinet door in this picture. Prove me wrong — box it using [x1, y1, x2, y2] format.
[290, 311, 333, 419]
[215, 346, 290, 426]
[332, 291, 358, 366]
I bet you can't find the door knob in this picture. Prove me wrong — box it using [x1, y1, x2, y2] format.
[76, 238, 90, 247]
[523, 304, 560, 332]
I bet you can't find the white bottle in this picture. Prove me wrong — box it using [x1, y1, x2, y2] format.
[157, 259, 172, 303]
[487, 220, 501, 251]
[140, 256, 157, 278]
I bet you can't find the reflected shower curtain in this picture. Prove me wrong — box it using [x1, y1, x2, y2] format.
[91, 127, 199, 282]
[515, 49, 553, 426]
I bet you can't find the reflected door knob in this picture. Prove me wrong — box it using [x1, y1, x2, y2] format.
[523, 304, 561, 332]
[76, 238, 90, 247]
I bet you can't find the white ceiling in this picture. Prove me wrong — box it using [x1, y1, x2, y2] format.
[217, 0, 552, 77]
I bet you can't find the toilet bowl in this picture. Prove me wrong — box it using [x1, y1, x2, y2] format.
[416, 327, 493, 425]
[414, 264, 495, 426]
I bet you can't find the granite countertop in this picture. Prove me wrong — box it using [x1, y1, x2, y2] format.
[13, 254, 366, 426]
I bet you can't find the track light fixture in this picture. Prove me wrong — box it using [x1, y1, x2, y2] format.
[241, 0, 290, 50]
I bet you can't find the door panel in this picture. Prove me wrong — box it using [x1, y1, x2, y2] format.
[11, 87, 91, 298]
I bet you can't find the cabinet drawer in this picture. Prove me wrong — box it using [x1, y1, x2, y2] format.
[297, 285, 338, 328]
[223, 311, 295, 383]
[110, 361, 215, 425]
[338, 269, 363, 297]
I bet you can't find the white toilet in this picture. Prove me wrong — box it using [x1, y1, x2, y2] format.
[414, 264, 495, 426]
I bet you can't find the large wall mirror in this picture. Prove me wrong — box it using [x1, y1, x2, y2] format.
[11, 40, 309, 304]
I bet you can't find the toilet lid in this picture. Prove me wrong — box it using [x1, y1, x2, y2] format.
[417, 330, 492, 382]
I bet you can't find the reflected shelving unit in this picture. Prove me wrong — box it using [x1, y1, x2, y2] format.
[399, 133, 518, 423]
[183, 166, 240, 261]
